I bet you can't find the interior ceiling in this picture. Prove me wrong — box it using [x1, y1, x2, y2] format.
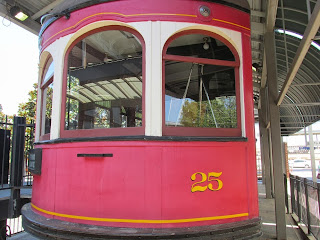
[0, 0, 319, 136]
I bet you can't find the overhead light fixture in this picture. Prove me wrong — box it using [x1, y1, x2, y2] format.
[10, 6, 28, 21]
[199, 6, 211, 17]
[104, 53, 112, 63]
[252, 63, 261, 72]
[203, 37, 210, 50]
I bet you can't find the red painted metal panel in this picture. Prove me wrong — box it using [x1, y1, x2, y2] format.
[32, 0, 258, 232]
[40, 0, 250, 50]
[241, 32, 259, 218]
[163, 55, 239, 67]
[32, 141, 257, 228]
[32, 148, 57, 219]
[161, 145, 249, 228]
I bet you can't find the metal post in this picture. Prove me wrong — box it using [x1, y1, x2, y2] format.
[260, 133, 266, 185]
[304, 178, 311, 234]
[9, 116, 26, 218]
[258, 110, 266, 185]
[306, 0, 312, 20]
[280, 0, 289, 72]
[284, 174, 289, 213]
[317, 183, 320, 225]
[283, 142, 289, 178]
[308, 125, 317, 182]
[0, 128, 10, 187]
[259, 87, 272, 198]
[0, 219, 6, 240]
[296, 176, 301, 221]
[265, 30, 287, 240]
[268, 128, 275, 197]
[304, 127, 308, 147]
[289, 175, 295, 214]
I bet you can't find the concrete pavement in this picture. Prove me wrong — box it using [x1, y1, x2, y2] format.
[7, 182, 305, 240]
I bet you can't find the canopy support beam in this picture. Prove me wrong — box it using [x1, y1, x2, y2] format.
[277, 0, 320, 105]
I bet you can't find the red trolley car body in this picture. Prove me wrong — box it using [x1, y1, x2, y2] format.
[23, 0, 260, 238]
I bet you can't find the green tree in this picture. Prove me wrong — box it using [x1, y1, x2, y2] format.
[180, 96, 237, 128]
[180, 100, 204, 127]
[17, 84, 39, 159]
[17, 83, 38, 122]
[0, 104, 5, 122]
[65, 75, 80, 129]
[0, 104, 14, 125]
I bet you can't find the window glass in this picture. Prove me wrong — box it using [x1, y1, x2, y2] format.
[43, 61, 54, 86]
[165, 61, 237, 128]
[43, 82, 53, 134]
[41, 58, 54, 136]
[164, 33, 239, 131]
[65, 30, 143, 130]
[166, 34, 235, 61]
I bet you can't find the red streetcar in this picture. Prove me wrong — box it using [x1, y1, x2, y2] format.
[23, 0, 260, 239]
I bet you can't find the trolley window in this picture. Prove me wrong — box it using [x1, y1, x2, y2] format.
[62, 28, 144, 138]
[40, 57, 54, 140]
[163, 32, 241, 137]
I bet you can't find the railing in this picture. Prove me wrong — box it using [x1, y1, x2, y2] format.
[0, 116, 34, 190]
[0, 116, 35, 237]
[284, 173, 289, 213]
[289, 174, 320, 239]
[0, 116, 12, 190]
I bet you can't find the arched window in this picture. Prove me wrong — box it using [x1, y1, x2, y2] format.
[40, 56, 54, 140]
[62, 27, 144, 138]
[163, 31, 241, 137]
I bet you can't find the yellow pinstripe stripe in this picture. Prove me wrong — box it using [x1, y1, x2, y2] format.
[31, 203, 248, 224]
[42, 12, 250, 46]
[212, 18, 250, 31]
[42, 12, 196, 46]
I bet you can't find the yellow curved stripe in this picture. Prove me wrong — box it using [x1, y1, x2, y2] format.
[42, 12, 197, 46]
[42, 12, 250, 47]
[31, 203, 248, 224]
[212, 18, 250, 31]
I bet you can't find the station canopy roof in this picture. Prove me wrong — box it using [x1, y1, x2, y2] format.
[0, 0, 319, 136]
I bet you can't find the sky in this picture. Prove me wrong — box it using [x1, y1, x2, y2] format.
[255, 121, 320, 149]
[0, 18, 39, 115]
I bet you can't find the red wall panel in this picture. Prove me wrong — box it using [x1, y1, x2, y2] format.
[32, 0, 257, 232]
[32, 141, 257, 228]
[40, 0, 250, 50]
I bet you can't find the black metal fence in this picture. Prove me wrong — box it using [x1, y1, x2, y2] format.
[0, 116, 34, 190]
[0, 116, 35, 238]
[288, 174, 320, 239]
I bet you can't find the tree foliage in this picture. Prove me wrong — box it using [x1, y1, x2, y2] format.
[0, 104, 14, 126]
[17, 83, 38, 122]
[0, 104, 5, 122]
[180, 96, 237, 128]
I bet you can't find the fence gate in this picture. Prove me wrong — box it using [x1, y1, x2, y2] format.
[0, 116, 34, 239]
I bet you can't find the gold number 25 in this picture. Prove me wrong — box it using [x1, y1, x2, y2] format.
[191, 172, 223, 193]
